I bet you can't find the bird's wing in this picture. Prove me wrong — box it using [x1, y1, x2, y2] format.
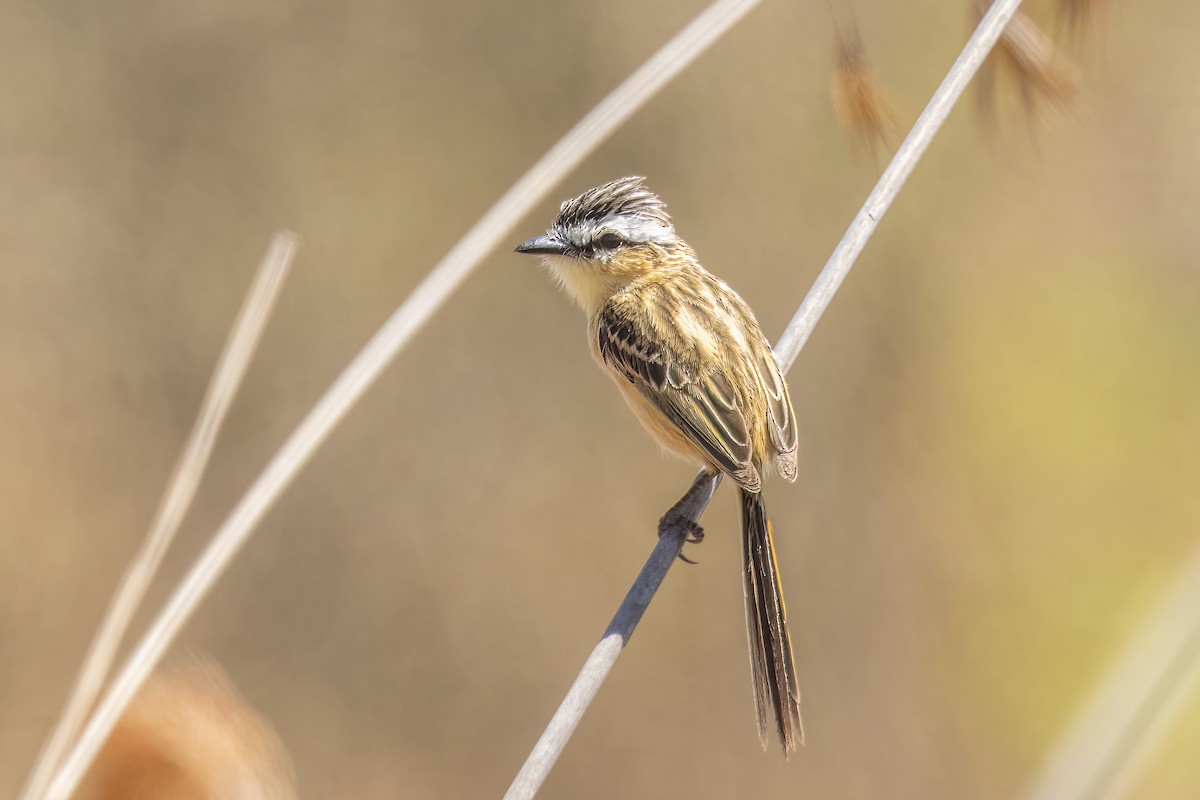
[595, 300, 760, 490]
[755, 341, 798, 481]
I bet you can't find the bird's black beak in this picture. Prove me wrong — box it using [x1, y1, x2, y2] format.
[515, 233, 571, 256]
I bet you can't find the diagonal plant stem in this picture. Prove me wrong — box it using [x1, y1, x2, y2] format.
[18, 232, 297, 800]
[502, 1, 1026, 796]
[505, 472, 722, 800]
[36, 2, 762, 797]
[1019, 543, 1200, 800]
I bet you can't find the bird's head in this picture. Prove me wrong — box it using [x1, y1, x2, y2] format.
[516, 177, 682, 313]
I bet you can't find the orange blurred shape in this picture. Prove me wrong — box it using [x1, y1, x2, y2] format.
[831, 19, 899, 154]
[1059, 0, 1109, 32]
[80, 656, 295, 800]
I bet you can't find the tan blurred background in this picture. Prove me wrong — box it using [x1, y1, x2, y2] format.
[3, 0, 1200, 797]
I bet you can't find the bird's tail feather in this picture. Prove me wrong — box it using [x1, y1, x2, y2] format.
[740, 488, 803, 755]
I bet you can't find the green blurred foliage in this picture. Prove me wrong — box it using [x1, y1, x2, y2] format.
[2, 0, 1199, 797]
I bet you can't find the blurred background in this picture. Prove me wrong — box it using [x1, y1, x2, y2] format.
[3, 0, 1199, 797]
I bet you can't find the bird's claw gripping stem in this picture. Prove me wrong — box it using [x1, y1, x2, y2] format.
[657, 471, 721, 563]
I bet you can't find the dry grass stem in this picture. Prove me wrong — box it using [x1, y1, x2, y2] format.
[831, 20, 899, 153]
[40, 2, 762, 797]
[504, 473, 719, 800]
[79, 655, 295, 800]
[1020, 543, 1200, 800]
[507, 1, 1029, 795]
[777, 0, 1027, 368]
[20, 232, 297, 800]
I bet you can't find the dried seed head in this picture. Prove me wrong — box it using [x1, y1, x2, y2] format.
[81, 656, 296, 800]
[830, 21, 899, 153]
[1058, 0, 1109, 34]
[976, 1, 1081, 117]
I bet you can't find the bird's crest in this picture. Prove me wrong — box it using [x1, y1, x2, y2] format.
[555, 176, 672, 230]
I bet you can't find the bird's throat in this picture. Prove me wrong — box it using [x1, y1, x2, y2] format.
[541, 256, 624, 316]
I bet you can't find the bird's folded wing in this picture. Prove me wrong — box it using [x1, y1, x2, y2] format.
[596, 304, 760, 490]
[756, 345, 798, 481]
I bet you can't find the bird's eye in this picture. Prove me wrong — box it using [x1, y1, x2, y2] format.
[597, 232, 624, 250]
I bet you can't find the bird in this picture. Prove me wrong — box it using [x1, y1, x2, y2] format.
[515, 176, 803, 754]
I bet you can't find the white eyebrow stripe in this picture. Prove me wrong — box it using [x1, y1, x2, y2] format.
[600, 215, 676, 244]
[558, 215, 676, 249]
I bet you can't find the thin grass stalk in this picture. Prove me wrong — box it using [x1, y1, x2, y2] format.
[1020, 543, 1200, 800]
[502, 0, 1027, 795]
[775, 0, 1024, 369]
[504, 472, 720, 800]
[19, 233, 297, 800]
[38, 2, 761, 797]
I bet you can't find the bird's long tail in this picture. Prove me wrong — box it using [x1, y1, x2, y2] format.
[740, 488, 803, 755]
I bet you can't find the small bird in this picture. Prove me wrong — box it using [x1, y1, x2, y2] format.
[516, 177, 803, 754]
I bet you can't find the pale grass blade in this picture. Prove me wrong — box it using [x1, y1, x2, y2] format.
[21, 232, 297, 800]
[1020, 544, 1200, 800]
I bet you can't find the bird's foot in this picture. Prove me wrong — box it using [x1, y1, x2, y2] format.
[659, 512, 705, 544]
[659, 511, 704, 564]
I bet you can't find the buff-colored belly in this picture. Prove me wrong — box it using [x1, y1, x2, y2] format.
[606, 370, 714, 470]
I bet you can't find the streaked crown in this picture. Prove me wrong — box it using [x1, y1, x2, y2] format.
[517, 177, 677, 260]
[557, 176, 671, 230]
